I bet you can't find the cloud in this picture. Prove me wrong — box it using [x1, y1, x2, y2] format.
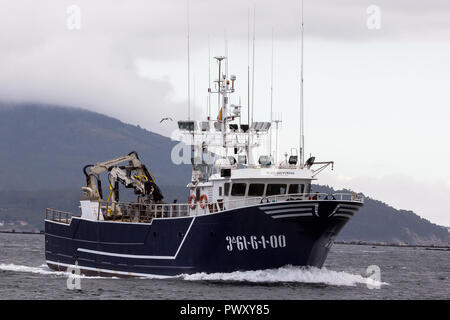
[1, 0, 450, 137]
[0, 1, 449, 226]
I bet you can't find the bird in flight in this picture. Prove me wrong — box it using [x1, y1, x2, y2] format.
[160, 117, 173, 123]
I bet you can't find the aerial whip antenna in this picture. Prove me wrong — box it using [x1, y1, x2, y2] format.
[247, 7, 251, 126]
[225, 29, 229, 79]
[269, 26, 274, 159]
[251, 4, 256, 125]
[187, 0, 191, 121]
[193, 73, 196, 120]
[208, 34, 211, 120]
[299, 0, 305, 167]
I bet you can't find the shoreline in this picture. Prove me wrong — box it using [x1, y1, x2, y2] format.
[0, 231, 448, 249]
[334, 241, 450, 250]
[0, 230, 43, 235]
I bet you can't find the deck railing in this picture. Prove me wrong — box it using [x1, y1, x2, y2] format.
[101, 201, 192, 221]
[101, 192, 363, 219]
[207, 192, 364, 213]
[45, 208, 74, 224]
[46, 192, 363, 224]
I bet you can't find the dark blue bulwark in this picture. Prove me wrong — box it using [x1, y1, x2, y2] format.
[45, 200, 362, 277]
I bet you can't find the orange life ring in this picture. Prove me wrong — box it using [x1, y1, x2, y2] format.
[188, 194, 197, 209]
[199, 194, 208, 209]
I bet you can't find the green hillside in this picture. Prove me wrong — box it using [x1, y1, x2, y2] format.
[0, 103, 447, 245]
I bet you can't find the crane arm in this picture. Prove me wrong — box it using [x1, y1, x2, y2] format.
[83, 151, 162, 203]
[89, 151, 142, 175]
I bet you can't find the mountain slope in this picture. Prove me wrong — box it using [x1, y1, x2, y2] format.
[0, 103, 448, 245]
[312, 185, 449, 245]
[0, 102, 191, 190]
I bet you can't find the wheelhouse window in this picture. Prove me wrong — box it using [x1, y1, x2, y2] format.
[288, 184, 305, 194]
[224, 183, 230, 196]
[305, 184, 311, 194]
[231, 183, 247, 196]
[248, 184, 265, 197]
[266, 184, 287, 196]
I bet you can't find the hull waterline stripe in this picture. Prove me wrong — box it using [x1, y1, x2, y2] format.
[259, 203, 315, 210]
[77, 216, 196, 260]
[263, 208, 313, 214]
[78, 248, 174, 260]
[271, 213, 313, 219]
[45, 260, 177, 278]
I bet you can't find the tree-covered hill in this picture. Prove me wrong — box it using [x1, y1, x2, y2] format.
[0, 103, 447, 245]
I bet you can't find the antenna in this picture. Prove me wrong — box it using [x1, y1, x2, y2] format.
[239, 96, 242, 126]
[299, 0, 305, 167]
[251, 4, 256, 125]
[273, 113, 283, 165]
[193, 73, 196, 120]
[269, 26, 274, 159]
[187, 0, 191, 121]
[225, 29, 228, 79]
[214, 56, 227, 149]
[208, 34, 211, 120]
[247, 7, 251, 126]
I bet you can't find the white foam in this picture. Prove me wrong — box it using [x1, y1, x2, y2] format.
[0, 263, 388, 287]
[0, 263, 68, 276]
[0, 263, 113, 279]
[181, 265, 389, 287]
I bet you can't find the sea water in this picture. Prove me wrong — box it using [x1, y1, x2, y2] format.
[0, 233, 448, 299]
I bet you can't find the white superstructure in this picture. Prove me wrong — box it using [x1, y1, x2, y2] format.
[177, 56, 335, 215]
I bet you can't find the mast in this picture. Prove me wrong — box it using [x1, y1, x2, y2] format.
[208, 34, 211, 119]
[187, 0, 191, 121]
[225, 29, 228, 79]
[193, 73, 196, 120]
[273, 114, 282, 164]
[299, 0, 305, 167]
[269, 26, 274, 159]
[215, 56, 226, 149]
[247, 7, 250, 126]
[251, 4, 256, 125]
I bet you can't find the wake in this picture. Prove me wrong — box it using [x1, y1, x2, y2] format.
[0, 263, 388, 287]
[181, 265, 388, 287]
[0, 263, 112, 279]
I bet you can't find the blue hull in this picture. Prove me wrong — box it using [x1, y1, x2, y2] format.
[45, 200, 362, 277]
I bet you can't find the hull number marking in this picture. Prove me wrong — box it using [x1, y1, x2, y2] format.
[225, 235, 286, 251]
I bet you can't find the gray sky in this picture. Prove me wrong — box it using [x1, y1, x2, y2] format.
[1, 0, 449, 225]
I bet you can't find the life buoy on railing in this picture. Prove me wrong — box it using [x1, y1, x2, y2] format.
[260, 197, 270, 204]
[188, 194, 197, 210]
[199, 194, 208, 209]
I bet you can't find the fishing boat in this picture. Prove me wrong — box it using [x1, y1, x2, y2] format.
[45, 6, 364, 276]
[44, 53, 363, 277]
